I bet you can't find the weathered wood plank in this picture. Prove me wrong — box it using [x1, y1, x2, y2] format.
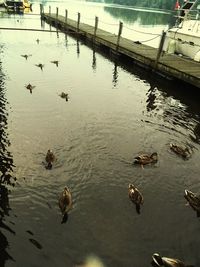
[42, 13, 200, 89]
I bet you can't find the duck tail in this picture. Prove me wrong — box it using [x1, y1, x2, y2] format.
[47, 162, 52, 169]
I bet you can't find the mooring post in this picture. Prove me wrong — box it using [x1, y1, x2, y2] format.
[154, 30, 166, 68]
[116, 21, 123, 52]
[40, 4, 43, 15]
[65, 9, 68, 24]
[56, 7, 59, 18]
[77, 12, 81, 32]
[94, 16, 99, 39]
[49, 5, 51, 14]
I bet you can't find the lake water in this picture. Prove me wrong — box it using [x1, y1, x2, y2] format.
[0, 1, 200, 267]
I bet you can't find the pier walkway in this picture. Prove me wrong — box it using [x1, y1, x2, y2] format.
[41, 12, 200, 89]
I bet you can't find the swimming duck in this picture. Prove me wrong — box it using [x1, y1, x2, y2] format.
[35, 63, 44, 70]
[51, 60, 59, 67]
[21, 54, 32, 60]
[170, 143, 190, 159]
[59, 186, 72, 223]
[25, 83, 35, 93]
[128, 184, 144, 214]
[36, 39, 40, 44]
[45, 149, 55, 169]
[133, 152, 158, 167]
[151, 253, 190, 267]
[59, 92, 69, 101]
[184, 189, 200, 217]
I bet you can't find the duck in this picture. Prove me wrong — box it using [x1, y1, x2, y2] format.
[36, 39, 40, 44]
[51, 60, 59, 67]
[45, 149, 55, 169]
[184, 189, 200, 217]
[128, 184, 144, 214]
[133, 152, 158, 167]
[151, 253, 191, 267]
[35, 63, 44, 70]
[59, 92, 69, 101]
[21, 54, 32, 60]
[25, 83, 35, 93]
[170, 143, 190, 159]
[59, 187, 73, 223]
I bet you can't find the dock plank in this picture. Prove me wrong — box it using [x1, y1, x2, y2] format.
[42, 13, 200, 89]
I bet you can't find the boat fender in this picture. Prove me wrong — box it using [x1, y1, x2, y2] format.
[194, 50, 200, 62]
[166, 40, 176, 54]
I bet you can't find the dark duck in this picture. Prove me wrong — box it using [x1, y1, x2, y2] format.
[184, 189, 200, 217]
[151, 253, 193, 267]
[59, 187, 72, 223]
[45, 149, 55, 169]
[128, 184, 144, 214]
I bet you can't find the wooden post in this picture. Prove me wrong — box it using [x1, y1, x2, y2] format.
[49, 6, 51, 14]
[94, 16, 98, 39]
[116, 21, 123, 52]
[40, 4, 43, 15]
[77, 12, 80, 32]
[56, 7, 59, 18]
[65, 9, 68, 24]
[154, 30, 166, 68]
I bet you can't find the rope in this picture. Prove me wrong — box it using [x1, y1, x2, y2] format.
[124, 24, 161, 36]
[99, 20, 119, 26]
[134, 34, 161, 43]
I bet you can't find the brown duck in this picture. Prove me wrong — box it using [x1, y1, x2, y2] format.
[128, 184, 144, 214]
[133, 152, 158, 168]
[59, 187, 73, 223]
[45, 149, 55, 169]
[170, 143, 190, 159]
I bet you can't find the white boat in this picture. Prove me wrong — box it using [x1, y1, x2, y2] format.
[164, 0, 200, 62]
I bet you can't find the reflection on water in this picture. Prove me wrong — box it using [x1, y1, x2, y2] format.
[0, 56, 15, 266]
[1, 7, 200, 267]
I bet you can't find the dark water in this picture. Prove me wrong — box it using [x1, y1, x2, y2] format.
[0, 2, 200, 267]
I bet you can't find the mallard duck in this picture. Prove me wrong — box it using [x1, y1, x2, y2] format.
[51, 60, 59, 67]
[45, 149, 55, 169]
[59, 92, 69, 101]
[25, 83, 35, 94]
[21, 54, 32, 60]
[151, 253, 189, 267]
[128, 184, 144, 214]
[35, 63, 44, 70]
[59, 187, 72, 223]
[170, 143, 190, 159]
[184, 189, 200, 217]
[133, 152, 158, 167]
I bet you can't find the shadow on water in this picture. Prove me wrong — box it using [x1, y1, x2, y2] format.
[0, 52, 16, 266]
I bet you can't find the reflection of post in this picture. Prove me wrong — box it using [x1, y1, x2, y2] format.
[92, 50, 96, 70]
[154, 30, 166, 68]
[49, 5, 51, 14]
[56, 7, 59, 18]
[94, 16, 98, 40]
[65, 9, 68, 24]
[116, 21, 123, 52]
[77, 12, 80, 32]
[77, 40, 80, 56]
[112, 62, 118, 88]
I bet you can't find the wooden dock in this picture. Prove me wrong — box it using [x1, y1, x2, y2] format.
[41, 11, 200, 89]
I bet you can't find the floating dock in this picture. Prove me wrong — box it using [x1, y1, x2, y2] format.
[41, 11, 200, 89]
